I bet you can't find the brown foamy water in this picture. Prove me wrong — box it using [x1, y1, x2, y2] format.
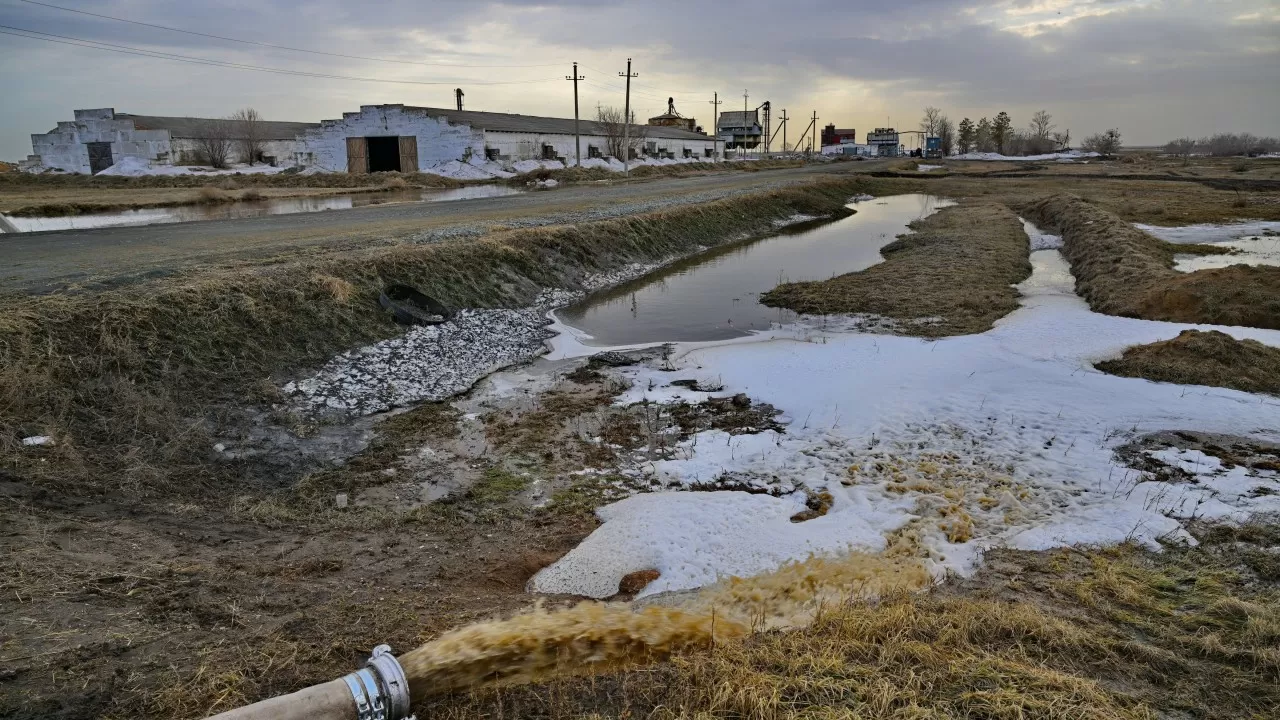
[399, 551, 931, 699]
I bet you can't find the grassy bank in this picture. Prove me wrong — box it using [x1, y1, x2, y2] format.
[426, 525, 1280, 720]
[1098, 329, 1280, 396]
[760, 202, 1032, 337]
[0, 173, 462, 217]
[0, 177, 882, 500]
[1022, 193, 1280, 328]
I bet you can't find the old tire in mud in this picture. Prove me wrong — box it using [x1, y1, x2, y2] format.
[379, 284, 453, 325]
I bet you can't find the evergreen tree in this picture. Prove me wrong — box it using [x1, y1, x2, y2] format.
[975, 117, 993, 153]
[992, 111, 1012, 154]
[957, 118, 975, 154]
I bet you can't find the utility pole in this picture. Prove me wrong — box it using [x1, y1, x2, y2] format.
[811, 111, 818, 153]
[709, 92, 722, 162]
[743, 90, 749, 157]
[619, 58, 638, 174]
[781, 109, 788, 153]
[566, 62, 584, 166]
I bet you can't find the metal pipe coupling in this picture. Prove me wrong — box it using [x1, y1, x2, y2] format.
[342, 645, 415, 720]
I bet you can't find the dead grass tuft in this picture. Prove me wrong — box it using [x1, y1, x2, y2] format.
[762, 202, 1032, 336]
[1097, 329, 1280, 396]
[1023, 193, 1280, 328]
[310, 273, 356, 303]
[196, 185, 233, 203]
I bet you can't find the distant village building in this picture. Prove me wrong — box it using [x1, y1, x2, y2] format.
[297, 104, 717, 172]
[23, 109, 315, 174]
[821, 124, 857, 147]
[866, 127, 902, 157]
[648, 98, 697, 133]
[717, 110, 762, 151]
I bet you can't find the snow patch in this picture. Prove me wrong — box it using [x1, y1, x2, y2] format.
[1020, 217, 1064, 250]
[535, 249, 1280, 597]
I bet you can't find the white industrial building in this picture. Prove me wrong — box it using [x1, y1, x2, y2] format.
[296, 104, 719, 173]
[24, 104, 719, 175]
[23, 108, 316, 174]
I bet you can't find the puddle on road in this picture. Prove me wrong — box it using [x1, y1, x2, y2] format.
[0, 184, 525, 233]
[555, 193, 953, 345]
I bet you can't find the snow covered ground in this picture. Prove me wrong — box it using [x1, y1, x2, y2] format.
[1137, 221, 1280, 272]
[532, 248, 1280, 600]
[95, 157, 290, 177]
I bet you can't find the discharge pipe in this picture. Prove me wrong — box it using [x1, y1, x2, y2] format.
[205, 645, 414, 720]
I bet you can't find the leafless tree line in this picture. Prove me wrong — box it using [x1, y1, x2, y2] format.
[191, 107, 265, 169]
[1163, 133, 1280, 160]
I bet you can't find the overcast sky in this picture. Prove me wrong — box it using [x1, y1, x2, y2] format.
[1, 0, 1277, 159]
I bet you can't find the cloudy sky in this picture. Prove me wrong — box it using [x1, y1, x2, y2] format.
[1, 0, 1277, 159]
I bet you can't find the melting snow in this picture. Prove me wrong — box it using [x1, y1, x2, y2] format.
[533, 249, 1280, 598]
[952, 151, 1100, 161]
[1133, 221, 1280, 273]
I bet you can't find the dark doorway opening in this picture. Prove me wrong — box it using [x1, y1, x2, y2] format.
[366, 136, 402, 172]
[87, 142, 114, 174]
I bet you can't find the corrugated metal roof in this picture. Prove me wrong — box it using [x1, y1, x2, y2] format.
[718, 110, 759, 128]
[117, 114, 319, 140]
[398, 106, 711, 141]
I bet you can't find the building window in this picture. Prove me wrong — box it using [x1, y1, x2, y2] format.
[683, 148, 692, 158]
[705, 148, 713, 158]
[629, 147, 638, 160]
[541, 144, 556, 160]
[587, 145, 601, 158]
[645, 141, 657, 155]
[485, 147, 500, 161]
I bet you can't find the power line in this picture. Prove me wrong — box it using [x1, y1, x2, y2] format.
[0, 25, 562, 85]
[16, 0, 567, 68]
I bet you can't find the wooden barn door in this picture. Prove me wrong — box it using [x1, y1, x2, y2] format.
[346, 137, 368, 174]
[398, 136, 418, 173]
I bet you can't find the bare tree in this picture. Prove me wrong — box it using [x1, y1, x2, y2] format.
[1029, 110, 1054, 141]
[1164, 137, 1197, 164]
[1081, 128, 1122, 157]
[920, 106, 943, 137]
[1051, 129, 1071, 150]
[595, 105, 645, 160]
[231, 107, 264, 165]
[192, 119, 233, 169]
[937, 116, 955, 156]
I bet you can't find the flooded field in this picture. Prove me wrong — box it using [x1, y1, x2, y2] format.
[0, 184, 525, 233]
[555, 193, 953, 345]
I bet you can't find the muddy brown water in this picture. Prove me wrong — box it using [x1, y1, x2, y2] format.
[0, 185, 525, 233]
[556, 193, 953, 345]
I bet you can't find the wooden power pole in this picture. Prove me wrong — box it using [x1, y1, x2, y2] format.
[566, 62, 584, 166]
[709, 91, 722, 162]
[619, 58, 638, 174]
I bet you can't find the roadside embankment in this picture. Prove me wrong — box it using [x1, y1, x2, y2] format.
[0, 172, 463, 217]
[1097, 329, 1280, 396]
[0, 177, 884, 499]
[760, 202, 1032, 336]
[1022, 193, 1280, 328]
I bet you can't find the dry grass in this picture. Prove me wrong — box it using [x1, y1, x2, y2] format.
[0, 171, 459, 216]
[1097, 329, 1280, 395]
[425, 529, 1280, 720]
[0, 178, 877, 500]
[761, 202, 1032, 337]
[1023, 193, 1280, 328]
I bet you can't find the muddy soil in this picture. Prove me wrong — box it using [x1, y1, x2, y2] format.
[0, 348, 786, 720]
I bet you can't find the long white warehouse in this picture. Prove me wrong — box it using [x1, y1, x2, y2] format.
[296, 104, 720, 173]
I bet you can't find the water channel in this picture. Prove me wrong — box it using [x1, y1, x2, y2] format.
[555, 193, 953, 345]
[0, 184, 526, 233]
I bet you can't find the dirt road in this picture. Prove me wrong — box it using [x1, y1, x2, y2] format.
[0, 163, 869, 293]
